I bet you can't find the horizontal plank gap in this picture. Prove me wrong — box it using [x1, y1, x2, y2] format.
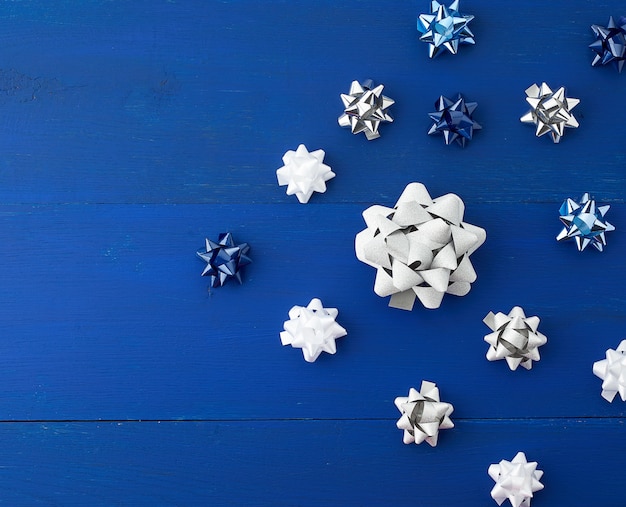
[0, 416, 623, 424]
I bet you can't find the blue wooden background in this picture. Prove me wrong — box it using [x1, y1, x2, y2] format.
[1, 1, 626, 505]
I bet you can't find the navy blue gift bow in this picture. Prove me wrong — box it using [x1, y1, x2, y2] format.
[197, 233, 251, 288]
[427, 94, 481, 147]
[590, 16, 626, 72]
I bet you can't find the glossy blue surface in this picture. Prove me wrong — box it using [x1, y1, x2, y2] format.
[1, 1, 625, 505]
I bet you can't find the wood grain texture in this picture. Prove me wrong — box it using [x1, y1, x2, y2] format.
[0, 203, 624, 421]
[0, 0, 625, 505]
[0, 0, 624, 204]
[0, 420, 624, 506]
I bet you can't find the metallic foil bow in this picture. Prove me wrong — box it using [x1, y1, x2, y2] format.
[593, 340, 626, 402]
[338, 79, 394, 140]
[394, 381, 454, 447]
[590, 16, 626, 72]
[520, 83, 579, 143]
[428, 93, 481, 147]
[488, 452, 544, 507]
[197, 232, 251, 288]
[355, 182, 486, 311]
[417, 0, 475, 58]
[483, 306, 547, 371]
[280, 298, 347, 362]
[557, 193, 615, 252]
[276, 144, 335, 204]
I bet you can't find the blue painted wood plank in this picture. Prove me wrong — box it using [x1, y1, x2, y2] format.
[0, 419, 623, 506]
[0, 1, 625, 503]
[0, 0, 624, 204]
[0, 202, 624, 420]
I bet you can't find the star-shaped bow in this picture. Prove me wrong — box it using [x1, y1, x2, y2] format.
[556, 193, 615, 252]
[428, 94, 481, 147]
[590, 16, 626, 72]
[483, 306, 547, 371]
[280, 298, 347, 362]
[338, 79, 394, 140]
[488, 452, 544, 507]
[394, 381, 454, 446]
[520, 83, 579, 143]
[593, 340, 626, 402]
[197, 233, 251, 288]
[276, 144, 335, 203]
[417, 0, 475, 58]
